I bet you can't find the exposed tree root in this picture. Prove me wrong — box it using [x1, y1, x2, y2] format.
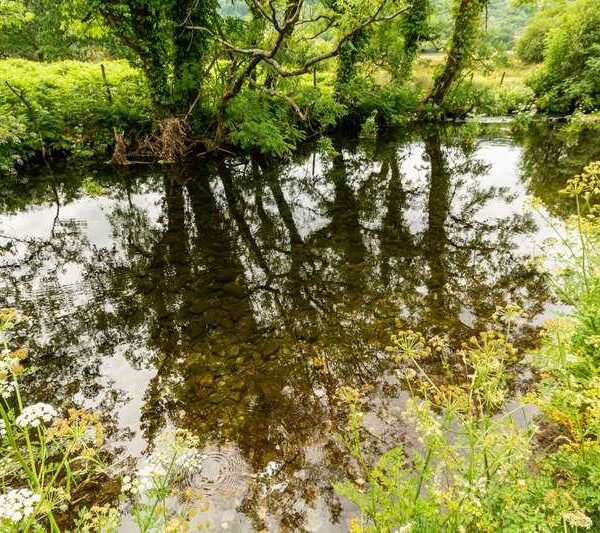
[109, 130, 129, 165]
[138, 117, 192, 163]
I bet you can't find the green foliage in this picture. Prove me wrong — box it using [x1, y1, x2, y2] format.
[399, 0, 431, 78]
[359, 111, 379, 138]
[0, 59, 152, 175]
[336, 30, 370, 94]
[345, 76, 421, 123]
[292, 84, 348, 130]
[226, 91, 305, 157]
[528, 0, 600, 113]
[515, 7, 556, 64]
[0, 309, 207, 531]
[0, 0, 595, 161]
[0, 0, 122, 61]
[480, 0, 533, 55]
[0, 309, 109, 531]
[0, 0, 32, 30]
[441, 81, 535, 116]
[223, 80, 346, 157]
[559, 111, 600, 147]
[426, 0, 488, 105]
[336, 325, 534, 532]
[86, 0, 217, 112]
[315, 135, 340, 158]
[364, 20, 409, 80]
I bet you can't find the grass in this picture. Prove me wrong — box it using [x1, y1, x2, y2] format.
[413, 51, 537, 90]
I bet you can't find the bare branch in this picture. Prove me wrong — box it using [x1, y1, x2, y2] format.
[261, 4, 409, 77]
[247, 0, 278, 26]
[301, 17, 336, 41]
[248, 79, 308, 121]
[296, 13, 335, 27]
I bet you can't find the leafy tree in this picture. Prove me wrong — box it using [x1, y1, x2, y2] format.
[197, 0, 407, 146]
[0, 0, 30, 30]
[335, 30, 369, 96]
[87, 0, 218, 115]
[514, 3, 557, 64]
[399, 0, 430, 77]
[528, 0, 600, 113]
[0, 1, 121, 61]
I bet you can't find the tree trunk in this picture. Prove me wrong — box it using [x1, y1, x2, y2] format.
[172, 0, 215, 115]
[425, 0, 487, 105]
[335, 30, 367, 98]
[399, 0, 429, 79]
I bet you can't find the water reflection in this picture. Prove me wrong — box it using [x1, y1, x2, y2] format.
[0, 124, 565, 530]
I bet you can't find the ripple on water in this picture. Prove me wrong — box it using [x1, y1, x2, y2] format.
[191, 443, 251, 500]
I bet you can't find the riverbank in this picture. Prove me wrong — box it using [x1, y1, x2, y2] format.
[0, 59, 153, 175]
[0, 56, 546, 176]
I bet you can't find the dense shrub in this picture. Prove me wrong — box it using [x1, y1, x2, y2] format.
[344, 75, 421, 124]
[527, 0, 600, 114]
[439, 81, 535, 117]
[224, 84, 346, 157]
[515, 9, 555, 64]
[225, 90, 305, 157]
[0, 59, 152, 174]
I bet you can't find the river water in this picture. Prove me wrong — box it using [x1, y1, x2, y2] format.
[1, 123, 598, 531]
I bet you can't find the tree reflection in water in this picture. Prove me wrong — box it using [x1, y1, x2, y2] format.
[0, 125, 557, 530]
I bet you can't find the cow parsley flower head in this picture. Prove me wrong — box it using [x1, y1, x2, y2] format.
[0, 349, 23, 399]
[0, 380, 14, 399]
[0, 419, 6, 439]
[0, 489, 40, 523]
[121, 464, 167, 496]
[16, 403, 59, 428]
[149, 429, 203, 471]
[562, 511, 593, 530]
[121, 429, 204, 497]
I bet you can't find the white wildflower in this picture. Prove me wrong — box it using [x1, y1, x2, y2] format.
[149, 429, 203, 471]
[0, 488, 40, 523]
[0, 419, 5, 438]
[403, 368, 417, 380]
[0, 354, 21, 376]
[563, 511, 593, 529]
[565, 353, 578, 363]
[15, 403, 59, 428]
[396, 524, 412, 533]
[121, 475, 133, 492]
[0, 380, 14, 399]
[0, 353, 19, 399]
[264, 461, 280, 477]
[122, 429, 204, 498]
[121, 464, 167, 496]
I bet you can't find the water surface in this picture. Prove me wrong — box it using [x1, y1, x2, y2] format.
[1, 123, 598, 531]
